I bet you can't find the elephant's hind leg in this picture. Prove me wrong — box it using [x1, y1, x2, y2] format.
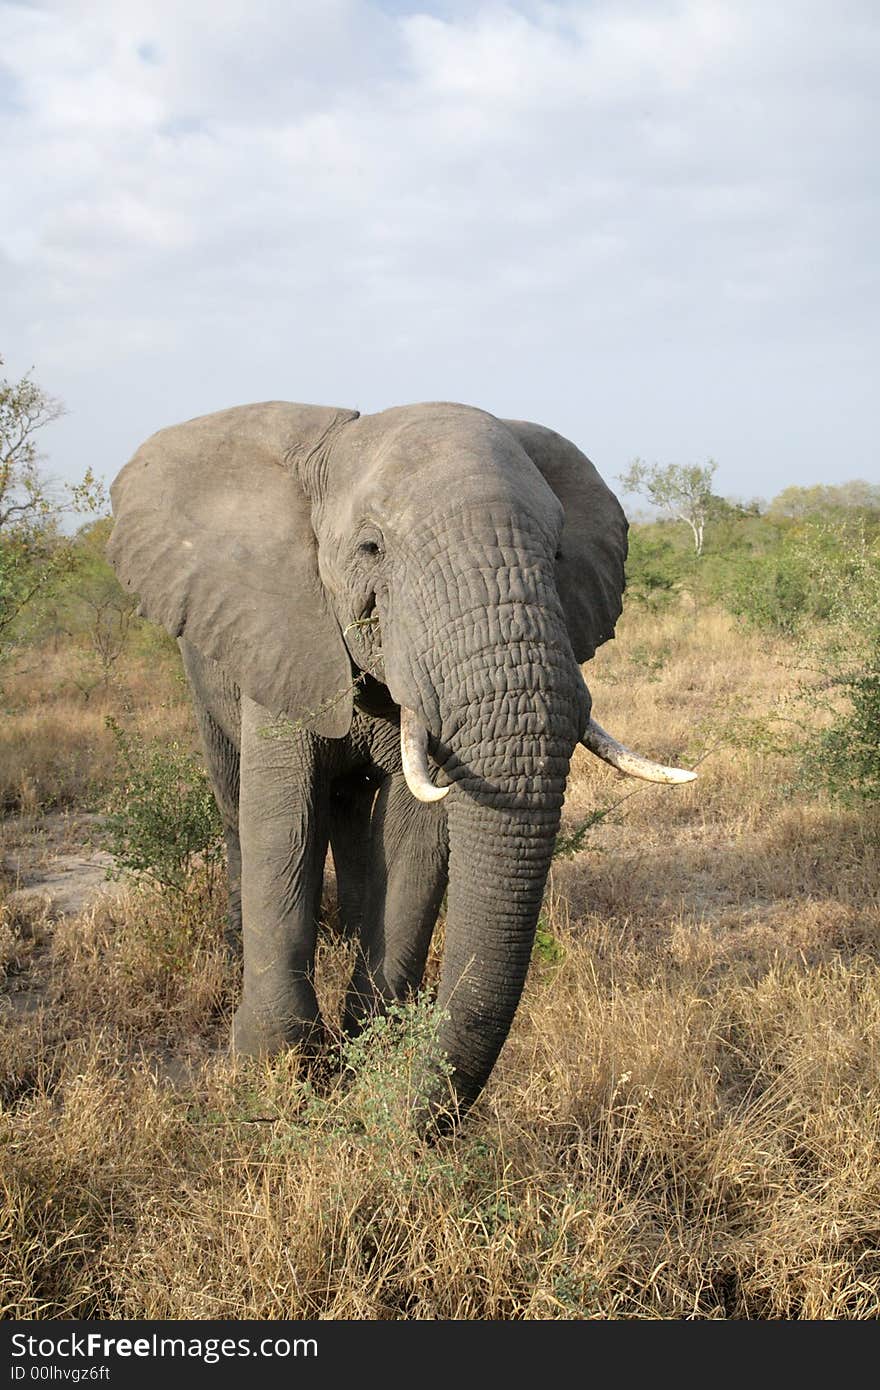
[342, 771, 449, 1033]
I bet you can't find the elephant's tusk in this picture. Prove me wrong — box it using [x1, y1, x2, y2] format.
[400, 708, 450, 803]
[581, 718, 697, 785]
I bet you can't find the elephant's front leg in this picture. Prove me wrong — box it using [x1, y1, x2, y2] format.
[232, 696, 330, 1058]
[342, 772, 449, 1032]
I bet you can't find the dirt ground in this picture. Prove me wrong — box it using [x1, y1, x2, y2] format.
[1, 811, 119, 919]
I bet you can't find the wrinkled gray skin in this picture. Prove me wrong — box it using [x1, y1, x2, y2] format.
[108, 401, 627, 1126]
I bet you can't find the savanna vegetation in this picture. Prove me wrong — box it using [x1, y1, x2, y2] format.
[1, 364, 878, 1318]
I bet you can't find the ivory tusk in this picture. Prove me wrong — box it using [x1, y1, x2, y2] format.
[400, 707, 450, 802]
[581, 718, 697, 785]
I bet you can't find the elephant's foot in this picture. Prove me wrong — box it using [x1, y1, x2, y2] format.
[231, 1000, 326, 1060]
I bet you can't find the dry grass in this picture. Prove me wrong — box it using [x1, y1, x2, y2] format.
[1, 605, 879, 1319]
[0, 645, 190, 815]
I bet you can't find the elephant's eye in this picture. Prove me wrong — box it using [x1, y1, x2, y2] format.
[555, 548, 563, 562]
[357, 526, 384, 559]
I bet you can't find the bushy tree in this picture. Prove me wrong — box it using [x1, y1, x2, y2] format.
[0, 355, 102, 663]
[768, 481, 880, 520]
[0, 358, 69, 526]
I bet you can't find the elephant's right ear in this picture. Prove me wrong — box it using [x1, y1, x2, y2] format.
[108, 401, 360, 737]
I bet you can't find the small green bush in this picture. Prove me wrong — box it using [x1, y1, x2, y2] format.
[624, 525, 684, 610]
[337, 999, 455, 1143]
[795, 530, 880, 804]
[102, 718, 224, 893]
[532, 915, 564, 965]
[266, 997, 456, 1165]
[805, 657, 880, 804]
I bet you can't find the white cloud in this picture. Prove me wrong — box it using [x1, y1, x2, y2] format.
[0, 0, 877, 498]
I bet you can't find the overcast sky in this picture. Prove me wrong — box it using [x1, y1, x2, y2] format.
[1, 0, 877, 509]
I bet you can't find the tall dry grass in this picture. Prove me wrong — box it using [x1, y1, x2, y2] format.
[1, 605, 879, 1319]
[0, 644, 190, 815]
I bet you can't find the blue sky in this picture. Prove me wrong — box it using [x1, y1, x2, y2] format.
[1, 0, 877, 508]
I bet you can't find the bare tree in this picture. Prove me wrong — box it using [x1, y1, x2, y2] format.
[73, 583, 138, 699]
[618, 458, 719, 557]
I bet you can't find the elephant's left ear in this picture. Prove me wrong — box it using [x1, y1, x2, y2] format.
[502, 419, 628, 662]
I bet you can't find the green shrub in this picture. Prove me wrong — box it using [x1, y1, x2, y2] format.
[795, 530, 880, 804]
[267, 996, 456, 1163]
[624, 524, 684, 609]
[336, 999, 455, 1144]
[102, 718, 224, 893]
[805, 657, 880, 804]
[532, 915, 564, 965]
[719, 524, 837, 635]
[721, 546, 813, 634]
[728, 521, 880, 805]
[714, 516, 880, 639]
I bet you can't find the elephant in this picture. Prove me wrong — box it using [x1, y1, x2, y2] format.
[107, 400, 694, 1128]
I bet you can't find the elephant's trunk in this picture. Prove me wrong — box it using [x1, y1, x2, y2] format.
[423, 633, 586, 1124]
[430, 792, 562, 1120]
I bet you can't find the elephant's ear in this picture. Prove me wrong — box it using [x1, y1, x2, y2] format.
[502, 419, 628, 662]
[108, 401, 360, 737]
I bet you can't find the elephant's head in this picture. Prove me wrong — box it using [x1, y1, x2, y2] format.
[108, 399, 692, 1122]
